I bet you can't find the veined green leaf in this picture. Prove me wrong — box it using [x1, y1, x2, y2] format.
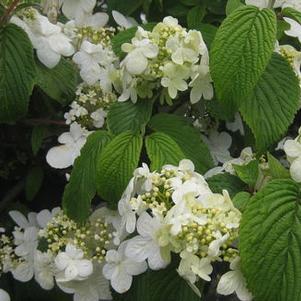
[233, 160, 259, 187]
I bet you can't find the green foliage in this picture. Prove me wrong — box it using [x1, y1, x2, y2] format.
[107, 100, 153, 135]
[0, 24, 36, 122]
[267, 153, 290, 179]
[240, 179, 301, 301]
[187, 5, 206, 29]
[225, 0, 244, 15]
[210, 6, 276, 114]
[207, 173, 247, 198]
[233, 160, 259, 187]
[149, 113, 213, 173]
[96, 132, 143, 207]
[35, 58, 78, 105]
[232, 191, 251, 212]
[63, 131, 111, 222]
[25, 166, 44, 201]
[107, 0, 144, 15]
[145, 132, 185, 171]
[113, 259, 202, 301]
[31, 126, 48, 156]
[282, 7, 301, 24]
[239, 53, 300, 153]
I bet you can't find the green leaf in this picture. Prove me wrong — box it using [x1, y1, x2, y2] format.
[226, 0, 244, 15]
[25, 166, 44, 201]
[96, 132, 143, 206]
[180, 0, 200, 6]
[63, 131, 112, 222]
[187, 5, 206, 29]
[233, 160, 259, 187]
[282, 7, 301, 24]
[112, 23, 155, 57]
[0, 24, 36, 122]
[207, 173, 247, 198]
[107, 0, 143, 15]
[210, 6, 276, 113]
[240, 179, 301, 301]
[149, 113, 213, 173]
[113, 259, 201, 301]
[267, 153, 290, 179]
[107, 99, 153, 135]
[145, 132, 185, 171]
[239, 53, 300, 153]
[277, 20, 290, 40]
[232, 191, 251, 212]
[36, 58, 77, 105]
[31, 126, 48, 155]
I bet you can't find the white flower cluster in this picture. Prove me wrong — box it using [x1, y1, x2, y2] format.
[119, 17, 213, 104]
[116, 159, 251, 299]
[284, 126, 301, 182]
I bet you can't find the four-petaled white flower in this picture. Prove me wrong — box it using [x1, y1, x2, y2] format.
[103, 241, 147, 293]
[46, 122, 90, 169]
[125, 212, 168, 270]
[55, 244, 93, 282]
[217, 257, 253, 301]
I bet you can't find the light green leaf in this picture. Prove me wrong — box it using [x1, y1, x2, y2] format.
[210, 6, 276, 112]
[31, 126, 49, 155]
[226, 0, 244, 15]
[282, 7, 301, 24]
[145, 132, 185, 171]
[232, 191, 251, 212]
[36, 58, 77, 105]
[149, 113, 213, 173]
[267, 153, 290, 179]
[113, 259, 202, 301]
[0, 24, 36, 122]
[239, 53, 300, 153]
[25, 166, 44, 201]
[240, 179, 301, 301]
[207, 173, 247, 198]
[96, 132, 142, 206]
[187, 5, 206, 29]
[107, 99, 153, 135]
[233, 160, 259, 187]
[63, 131, 112, 222]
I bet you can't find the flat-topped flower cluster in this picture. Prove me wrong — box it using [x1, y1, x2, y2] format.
[0, 160, 251, 301]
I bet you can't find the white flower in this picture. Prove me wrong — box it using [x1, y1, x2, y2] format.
[202, 131, 232, 165]
[57, 263, 112, 301]
[12, 260, 35, 282]
[284, 136, 301, 182]
[161, 63, 189, 99]
[55, 244, 93, 282]
[125, 212, 168, 270]
[13, 227, 38, 258]
[36, 207, 60, 228]
[46, 122, 90, 169]
[208, 231, 230, 258]
[0, 289, 10, 301]
[34, 250, 55, 290]
[226, 113, 245, 136]
[61, 0, 96, 21]
[11, 10, 74, 68]
[103, 241, 147, 293]
[122, 37, 159, 75]
[284, 17, 301, 43]
[9, 211, 38, 229]
[279, 44, 301, 77]
[178, 251, 213, 283]
[217, 257, 253, 301]
[73, 41, 110, 85]
[112, 10, 137, 29]
[91, 108, 107, 128]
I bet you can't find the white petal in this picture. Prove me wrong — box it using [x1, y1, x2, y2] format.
[147, 245, 167, 270]
[125, 52, 148, 75]
[217, 271, 237, 296]
[125, 259, 147, 276]
[77, 260, 93, 278]
[55, 253, 70, 271]
[111, 271, 132, 293]
[9, 211, 29, 228]
[46, 145, 74, 169]
[12, 261, 34, 282]
[36, 41, 61, 68]
[284, 17, 301, 42]
[0, 289, 10, 301]
[36, 210, 52, 228]
[284, 139, 301, 158]
[64, 264, 79, 281]
[112, 10, 132, 28]
[125, 236, 150, 262]
[290, 157, 301, 182]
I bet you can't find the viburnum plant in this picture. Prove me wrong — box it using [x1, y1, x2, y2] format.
[1, 0, 301, 301]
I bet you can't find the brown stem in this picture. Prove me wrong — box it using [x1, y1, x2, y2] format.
[0, 0, 21, 26]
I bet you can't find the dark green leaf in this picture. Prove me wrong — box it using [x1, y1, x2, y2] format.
[207, 173, 247, 198]
[239, 53, 300, 153]
[145, 132, 185, 171]
[149, 113, 213, 173]
[0, 24, 36, 122]
[96, 132, 143, 206]
[187, 5, 206, 29]
[107, 99, 153, 135]
[226, 0, 244, 15]
[232, 191, 251, 212]
[233, 160, 259, 187]
[36, 58, 77, 105]
[63, 131, 112, 222]
[31, 126, 48, 155]
[25, 166, 44, 201]
[267, 153, 290, 179]
[107, 0, 143, 15]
